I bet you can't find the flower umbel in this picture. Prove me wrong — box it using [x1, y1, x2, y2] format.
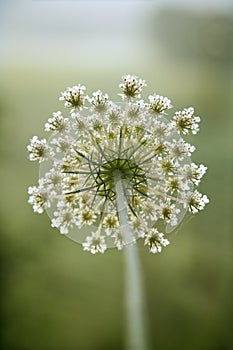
[59, 84, 86, 110]
[27, 74, 209, 254]
[119, 74, 146, 100]
[172, 107, 200, 135]
[27, 136, 52, 162]
[148, 93, 173, 114]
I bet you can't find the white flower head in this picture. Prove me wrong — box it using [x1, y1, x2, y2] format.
[45, 111, 70, 133]
[172, 107, 201, 135]
[50, 135, 73, 153]
[88, 90, 111, 113]
[148, 93, 173, 114]
[51, 206, 79, 234]
[28, 185, 53, 214]
[78, 207, 97, 227]
[188, 190, 209, 214]
[169, 139, 196, 160]
[27, 136, 53, 162]
[144, 229, 170, 254]
[82, 232, 107, 254]
[183, 163, 207, 185]
[104, 214, 119, 236]
[119, 74, 147, 100]
[59, 84, 87, 110]
[160, 200, 180, 226]
[39, 167, 64, 191]
[27, 74, 208, 254]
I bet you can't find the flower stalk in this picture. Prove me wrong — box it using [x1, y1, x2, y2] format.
[124, 244, 150, 350]
[115, 173, 150, 350]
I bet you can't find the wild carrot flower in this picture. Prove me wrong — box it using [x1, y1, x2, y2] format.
[27, 74, 209, 254]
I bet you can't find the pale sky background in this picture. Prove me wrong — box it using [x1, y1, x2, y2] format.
[0, 0, 232, 66]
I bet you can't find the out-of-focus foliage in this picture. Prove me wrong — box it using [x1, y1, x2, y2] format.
[152, 9, 233, 62]
[0, 4, 233, 350]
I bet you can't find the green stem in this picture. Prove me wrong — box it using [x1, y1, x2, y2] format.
[114, 173, 150, 350]
[124, 244, 150, 350]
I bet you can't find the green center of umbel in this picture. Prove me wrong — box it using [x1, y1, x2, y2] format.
[95, 158, 147, 200]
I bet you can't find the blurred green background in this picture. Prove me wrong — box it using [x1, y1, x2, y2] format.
[0, 1, 233, 349]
